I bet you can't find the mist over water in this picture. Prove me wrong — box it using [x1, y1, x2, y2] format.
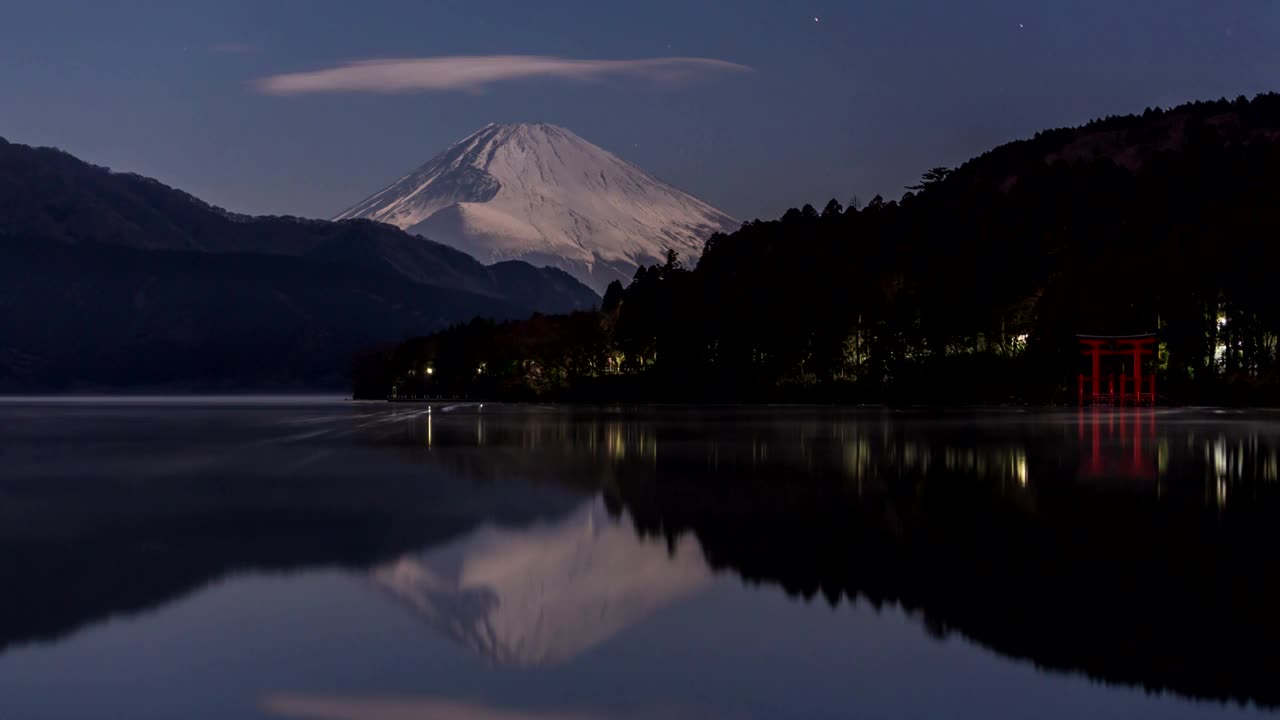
[1, 398, 1277, 719]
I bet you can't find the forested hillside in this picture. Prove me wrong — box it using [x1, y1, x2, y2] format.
[359, 94, 1280, 404]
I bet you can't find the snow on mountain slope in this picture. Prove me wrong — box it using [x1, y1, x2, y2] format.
[336, 123, 738, 293]
[369, 499, 711, 667]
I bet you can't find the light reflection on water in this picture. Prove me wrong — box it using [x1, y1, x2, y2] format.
[397, 406, 1279, 508]
[0, 399, 1278, 719]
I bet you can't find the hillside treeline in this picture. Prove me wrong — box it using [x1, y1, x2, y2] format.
[356, 94, 1280, 404]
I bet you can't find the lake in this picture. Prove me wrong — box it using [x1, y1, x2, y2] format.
[1, 398, 1278, 719]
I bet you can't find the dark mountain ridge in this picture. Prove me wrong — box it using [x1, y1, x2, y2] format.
[0, 137, 600, 390]
[0, 136, 597, 302]
[923, 93, 1280, 197]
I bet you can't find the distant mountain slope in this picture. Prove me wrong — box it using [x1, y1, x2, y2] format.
[0, 235, 531, 389]
[0, 136, 598, 308]
[0, 136, 600, 389]
[336, 123, 739, 293]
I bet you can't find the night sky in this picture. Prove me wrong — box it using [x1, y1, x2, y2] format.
[2, 0, 1277, 221]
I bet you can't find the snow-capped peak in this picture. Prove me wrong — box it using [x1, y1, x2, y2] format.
[336, 123, 738, 292]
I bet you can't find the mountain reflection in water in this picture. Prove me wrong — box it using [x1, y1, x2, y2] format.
[1, 400, 1279, 718]
[371, 500, 711, 667]
[397, 406, 1280, 707]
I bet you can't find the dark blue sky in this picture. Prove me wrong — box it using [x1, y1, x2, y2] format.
[2, 0, 1277, 221]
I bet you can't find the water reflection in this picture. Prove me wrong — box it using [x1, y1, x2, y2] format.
[396, 407, 1280, 508]
[0, 399, 582, 657]
[393, 406, 1280, 708]
[2, 401, 1280, 716]
[370, 500, 710, 667]
[1078, 409, 1158, 480]
[264, 694, 693, 720]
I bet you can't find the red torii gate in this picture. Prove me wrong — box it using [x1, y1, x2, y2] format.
[1077, 334, 1157, 405]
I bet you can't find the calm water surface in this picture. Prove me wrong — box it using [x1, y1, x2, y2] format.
[1, 398, 1278, 719]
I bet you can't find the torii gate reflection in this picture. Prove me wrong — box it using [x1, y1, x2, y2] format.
[1078, 407, 1158, 480]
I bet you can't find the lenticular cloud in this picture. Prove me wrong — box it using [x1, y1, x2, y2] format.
[254, 55, 751, 95]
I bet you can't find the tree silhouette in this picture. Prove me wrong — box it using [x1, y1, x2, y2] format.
[906, 166, 953, 191]
[602, 280, 625, 313]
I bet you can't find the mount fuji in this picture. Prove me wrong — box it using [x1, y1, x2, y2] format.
[336, 123, 738, 293]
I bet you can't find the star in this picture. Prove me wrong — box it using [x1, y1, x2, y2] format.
[814, 17, 820, 23]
